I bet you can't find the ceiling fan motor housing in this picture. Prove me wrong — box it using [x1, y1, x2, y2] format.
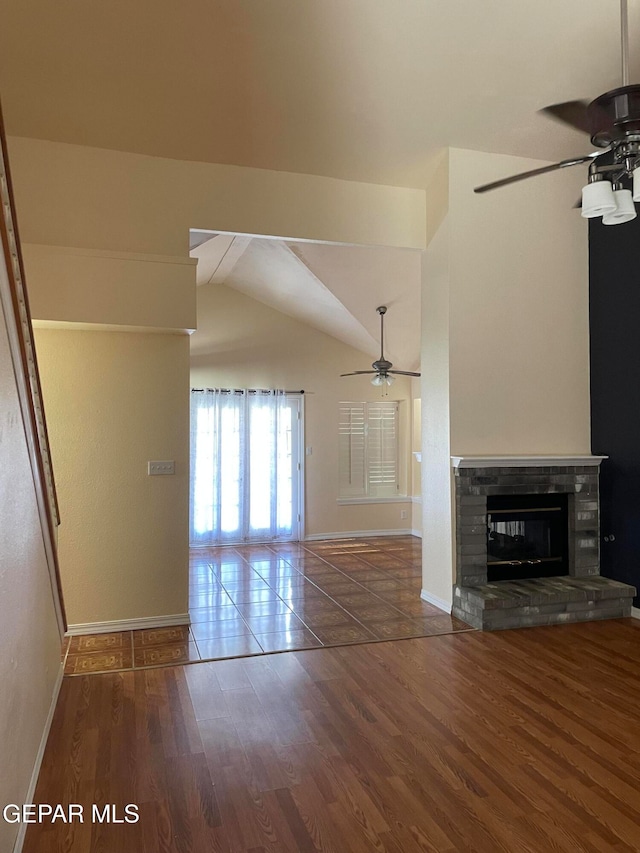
[589, 84, 640, 147]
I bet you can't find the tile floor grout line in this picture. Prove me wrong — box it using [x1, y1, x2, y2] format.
[222, 567, 326, 652]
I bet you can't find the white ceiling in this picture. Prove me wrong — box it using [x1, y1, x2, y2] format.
[191, 234, 422, 367]
[1, 1, 638, 187]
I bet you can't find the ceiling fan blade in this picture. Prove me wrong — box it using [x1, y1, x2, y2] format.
[389, 370, 421, 377]
[540, 100, 615, 143]
[340, 371, 377, 377]
[539, 100, 592, 134]
[474, 153, 599, 194]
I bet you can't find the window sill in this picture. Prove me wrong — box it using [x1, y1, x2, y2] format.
[337, 496, 410, 506]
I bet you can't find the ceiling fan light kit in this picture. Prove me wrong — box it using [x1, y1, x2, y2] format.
[371, 373, 396, 387]
[581, 177, 618, 218]
[475, 0, 640, 227]
[602, 186, 637, 224]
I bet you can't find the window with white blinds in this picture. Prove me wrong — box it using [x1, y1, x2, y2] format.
[339, 401, 400, 498]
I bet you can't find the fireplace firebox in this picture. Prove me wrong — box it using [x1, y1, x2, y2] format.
[487, 493, 569, 582]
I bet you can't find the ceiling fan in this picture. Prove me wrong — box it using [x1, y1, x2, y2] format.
[340, 306, 421, 387]
[474, 0, 640, 225]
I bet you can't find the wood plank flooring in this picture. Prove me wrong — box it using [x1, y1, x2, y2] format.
[25, 618, 640, 852]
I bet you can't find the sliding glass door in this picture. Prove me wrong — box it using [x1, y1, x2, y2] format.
[190, 390, 302, 545]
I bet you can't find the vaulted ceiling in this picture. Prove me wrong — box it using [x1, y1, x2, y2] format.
[191, 234, 422, 368]
[1, 1, 638, 187]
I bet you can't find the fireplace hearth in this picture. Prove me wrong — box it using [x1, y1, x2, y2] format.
[450, 456, 635, 630]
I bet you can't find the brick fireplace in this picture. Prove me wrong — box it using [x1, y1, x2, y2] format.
[450, 456, 636, 630]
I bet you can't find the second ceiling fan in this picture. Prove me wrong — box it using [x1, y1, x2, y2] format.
[340, 306, 420, 387]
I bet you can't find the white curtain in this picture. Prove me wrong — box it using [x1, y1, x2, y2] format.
[190, 389, 297, 546]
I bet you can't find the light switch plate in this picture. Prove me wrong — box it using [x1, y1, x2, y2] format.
[148, 460, 175, 476]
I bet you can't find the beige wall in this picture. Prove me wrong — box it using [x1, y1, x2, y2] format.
[35, 328, 190, 627]
[448, 148, 590, 455]
[0, 298, 61, 853]
[24, 244, 197, 332]
[8, 136, 427, 254]
[421, 148, 590, 607]
[191, 283, 414, 537]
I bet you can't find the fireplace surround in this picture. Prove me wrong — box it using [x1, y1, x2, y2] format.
[451, 456, 635, 630]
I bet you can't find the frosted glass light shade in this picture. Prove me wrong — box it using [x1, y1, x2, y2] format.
[371, 373, 396, 386]
[602, 189, 637, 225]
[633, 167, 640, 202]
[581, 181, 617, 218]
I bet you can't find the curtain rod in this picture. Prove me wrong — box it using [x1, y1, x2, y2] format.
[191, 388, 304, 394]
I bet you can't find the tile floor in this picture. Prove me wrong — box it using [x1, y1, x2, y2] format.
[63, 536, 472, 675]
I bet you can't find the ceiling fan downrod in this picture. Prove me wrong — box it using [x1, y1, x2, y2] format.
[377, 305, 387, 363]
[621, 0, 630, 87]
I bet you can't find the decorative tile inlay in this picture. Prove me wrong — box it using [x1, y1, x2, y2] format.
[68, 632, 129, 654]
[65, 649, 133, 675]
[312, 625, 377, 645]
[370, 619, 424, 640]
[300, 610, 360, 628]
[133, 626, 190, 647]
[133, 642, 200, 667]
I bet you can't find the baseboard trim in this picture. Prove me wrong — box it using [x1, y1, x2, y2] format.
[411, 529, 423, 539]
[420, 589, 452, 614]
[65, 612, 191, 636]
[632, 606, 640, 620]
[305, 529, 413, 541]
[13, 662, 64, 853]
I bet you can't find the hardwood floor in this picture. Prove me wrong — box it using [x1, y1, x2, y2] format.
[25, 618, 640, 852]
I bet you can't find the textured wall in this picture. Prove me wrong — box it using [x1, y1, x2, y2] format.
[0, 297, 61, 853]
[448, 148, 590, 456]
[35, 328, 190, 627]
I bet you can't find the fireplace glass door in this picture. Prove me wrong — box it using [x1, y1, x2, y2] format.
[486, 493, 569, 581]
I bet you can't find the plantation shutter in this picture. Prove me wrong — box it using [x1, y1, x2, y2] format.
[339, 402, 366, 496]
[366, 401, 399, 497]
[339, 401, 399, 498]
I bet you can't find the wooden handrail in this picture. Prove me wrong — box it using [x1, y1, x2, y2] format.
[0, 101, 66, 634]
